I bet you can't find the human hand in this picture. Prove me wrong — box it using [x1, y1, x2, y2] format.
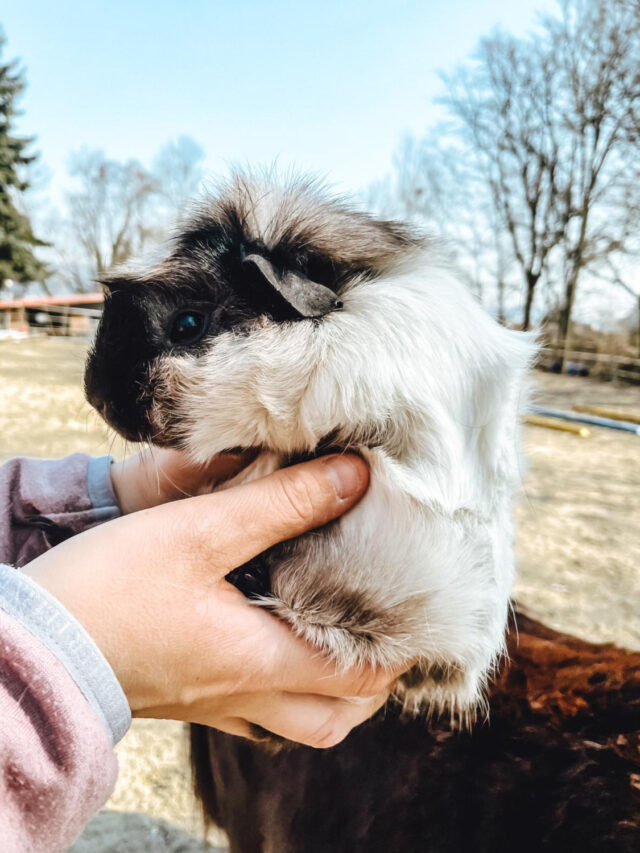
[108, 446, 254, 514]
[25, 455, 403, 748]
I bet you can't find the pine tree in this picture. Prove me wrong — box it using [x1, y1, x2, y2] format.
[0, 32, 47, 289]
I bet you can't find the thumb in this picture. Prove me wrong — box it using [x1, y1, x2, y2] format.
[189, 454, 369, 572]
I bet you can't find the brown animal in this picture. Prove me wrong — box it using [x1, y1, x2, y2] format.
[191, 611, 640, 852]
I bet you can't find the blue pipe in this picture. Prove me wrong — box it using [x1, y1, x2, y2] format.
[531, 406, 640, 435]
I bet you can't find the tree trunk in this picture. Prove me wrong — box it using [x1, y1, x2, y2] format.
[497, 276, 506, 325]
[556, 270, 578, 374]
[557, 204, 591, 372]
[558, 270, 577, 344]
[522, 270, 539, 331]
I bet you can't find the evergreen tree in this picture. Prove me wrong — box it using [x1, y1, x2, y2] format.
[0, 32, 47, 289]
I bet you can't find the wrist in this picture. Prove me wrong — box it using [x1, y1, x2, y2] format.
[109, 455, 144, 514]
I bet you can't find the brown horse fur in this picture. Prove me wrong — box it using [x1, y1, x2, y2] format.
[191, 610, 640, 852]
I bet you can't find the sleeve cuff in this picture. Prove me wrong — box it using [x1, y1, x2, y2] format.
[87, 455, 121, 522]
[0, 563, 131, 745]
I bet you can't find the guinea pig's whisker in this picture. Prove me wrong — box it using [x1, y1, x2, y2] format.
[143, 441, 163, 498]
[107, 431, 117, 459]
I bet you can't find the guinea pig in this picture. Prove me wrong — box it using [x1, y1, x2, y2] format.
[85, 172, 535, 720]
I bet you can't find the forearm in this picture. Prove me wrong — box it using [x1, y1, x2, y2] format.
[0, 563, 130, 852]
[0, 454, 120, 566]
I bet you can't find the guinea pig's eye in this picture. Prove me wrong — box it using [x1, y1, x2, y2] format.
[167, 309, 208, 346]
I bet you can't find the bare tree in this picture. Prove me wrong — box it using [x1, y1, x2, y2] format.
[153, 135, 205, 210]
[65, 149, 159, 284]
[589, 259, 640, 358]
[54, 138, 206, 292]
[375, 132, 513, 312]
[546, 0, 640, 346]
[441, 31, 570, 330]
[389, 0, 640, 338]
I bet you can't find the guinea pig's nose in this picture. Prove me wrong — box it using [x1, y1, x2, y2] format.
[88, 393, 146, 443]
[85, 385, 108, 420]
[89, 396, 113, 425]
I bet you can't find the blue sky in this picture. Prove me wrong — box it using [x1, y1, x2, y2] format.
[3, 0, 560, 200]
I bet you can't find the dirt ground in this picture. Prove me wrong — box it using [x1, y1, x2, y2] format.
[1, 336, 638, 851]
[515, 374, 640, 651]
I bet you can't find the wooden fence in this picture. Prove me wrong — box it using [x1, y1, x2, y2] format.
[539, 347, 640, 384]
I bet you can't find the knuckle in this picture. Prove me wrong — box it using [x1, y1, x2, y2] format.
[276, 473, 318, 524]
[351, 668, 390, 699]
[305, 710, 349, 750]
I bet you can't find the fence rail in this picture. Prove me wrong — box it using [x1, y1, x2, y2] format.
[539, 347, 640, 384]
[29, 305, 103, 319]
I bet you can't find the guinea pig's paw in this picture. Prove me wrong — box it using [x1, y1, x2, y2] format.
[262, 584, 425, 672]
[394, 661, 490, 726]
[226, 556, 272, 599]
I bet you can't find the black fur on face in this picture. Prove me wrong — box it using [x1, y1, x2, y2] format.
[84, 173, 421, 443]
[85, 260, 259, 442]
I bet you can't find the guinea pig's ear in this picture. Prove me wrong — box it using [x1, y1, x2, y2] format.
[242, 254, 342, 319]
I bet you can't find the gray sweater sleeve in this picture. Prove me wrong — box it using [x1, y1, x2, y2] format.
[0, 564, 131, 744]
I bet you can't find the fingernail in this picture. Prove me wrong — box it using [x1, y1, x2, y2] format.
[322, 455, 364, 500]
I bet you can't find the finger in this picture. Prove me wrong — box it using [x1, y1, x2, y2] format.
[266, 635, 409, 699]
[243, 690, 390, 749]
[208, 716, 255, 739]
[111, 447, 255, 513]
[238, 604, 407, 698]
[201, 583, 411, 698]
[186, 712, 266, 742]
[190, 450, 258, 490]
[197, 715, 315, 745]
[187, 454, 369, 570]
[145, 447, 256, 495]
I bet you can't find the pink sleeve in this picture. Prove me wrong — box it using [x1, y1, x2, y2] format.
[0, 607, 118, 853]
[0, 454, 120, 567]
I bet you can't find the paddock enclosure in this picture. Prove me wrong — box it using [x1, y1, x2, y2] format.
[1, 336, 638, 851]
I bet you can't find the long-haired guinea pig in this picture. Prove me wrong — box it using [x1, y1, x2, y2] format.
[85, 172, 534, 719]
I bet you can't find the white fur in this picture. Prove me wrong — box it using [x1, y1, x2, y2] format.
[152, 246, 535, 717]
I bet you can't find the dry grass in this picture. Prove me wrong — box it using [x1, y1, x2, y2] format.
[1, 337, 638, 848]
[0, 337, 126, 464]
